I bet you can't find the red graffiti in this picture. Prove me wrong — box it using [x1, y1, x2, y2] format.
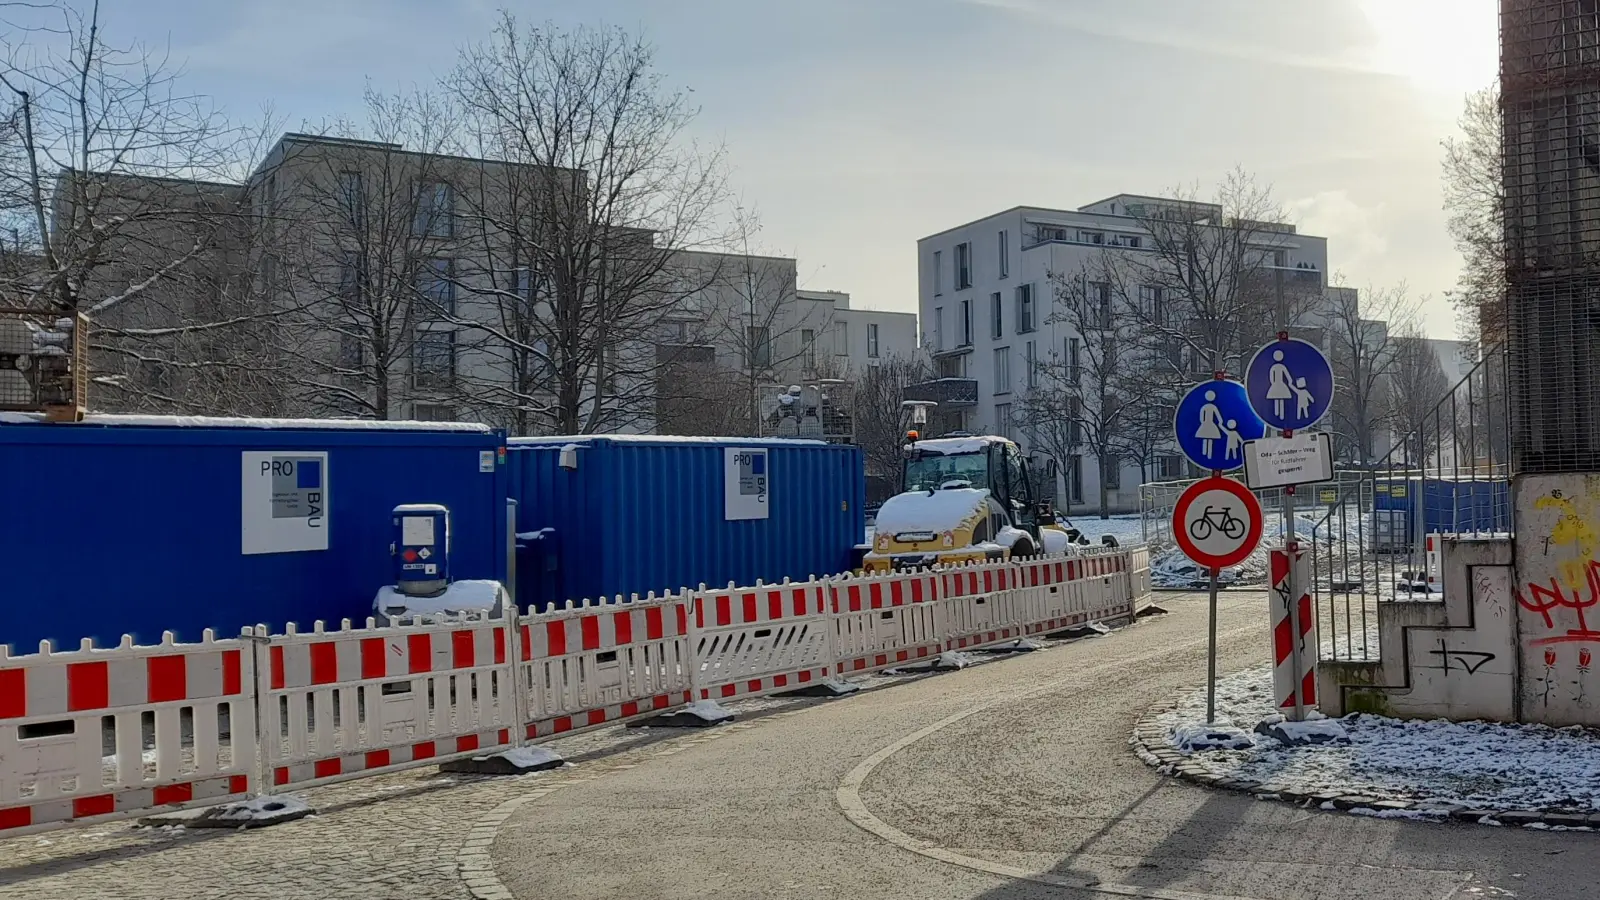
[1583, 649, 1594, 673]
[1517, 559, 1600, 646]
[1545, 648, 1559, 667]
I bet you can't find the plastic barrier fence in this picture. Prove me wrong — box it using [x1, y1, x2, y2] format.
[0, 547, 1152, 836]
[691, 580, 836, 700]
[830, 571, 942, 675]
[0, 632, 256, 836]
[258, 616, 519, 792]
[518, 594, 694, 739]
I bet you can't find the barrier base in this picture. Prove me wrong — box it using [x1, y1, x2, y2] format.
[636, 699, 736, 729]
[777, 678, 861, 698]
[1136, 604, 1169, 618]
[139, 796, 315, 830]
[1050, 621, 1112, 638]
[440, 747, 566, 776]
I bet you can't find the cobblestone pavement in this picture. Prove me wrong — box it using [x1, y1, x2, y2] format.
[0, 657, 953, 900]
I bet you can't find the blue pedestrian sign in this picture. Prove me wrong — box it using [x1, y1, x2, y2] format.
[1245, 337, 1333, 431]
[1173, 379, 1267, 473]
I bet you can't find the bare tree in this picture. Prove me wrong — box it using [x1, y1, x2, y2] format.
[446, 15, 732, 435]
[1023, 267, 1140, 518]
[1441, 86, 1504, 345]
[1325, 282, 1422, 466]
[851, 352, 933, 490]
[1387, 332, 1454, 466]
[1103, 171, 1302, 386]
[0, 0, 286, 413]
[262, 88, 464, 420]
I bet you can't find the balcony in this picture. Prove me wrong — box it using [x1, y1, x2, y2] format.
[903, 377, 979, 409]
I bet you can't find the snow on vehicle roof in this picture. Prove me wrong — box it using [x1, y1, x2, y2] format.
[0, 412, 494, 432]
[872, 486, 989, 536]
[913, 435, 1013, 455]
[508, 434, 832, 447]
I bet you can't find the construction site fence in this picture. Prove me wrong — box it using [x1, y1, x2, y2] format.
[0, 545, 1150, 837]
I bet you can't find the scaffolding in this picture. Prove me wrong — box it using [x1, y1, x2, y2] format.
[1501, 0, 1600, 472]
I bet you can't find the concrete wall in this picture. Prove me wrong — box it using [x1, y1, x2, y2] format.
[1513, 473, 1600, 726]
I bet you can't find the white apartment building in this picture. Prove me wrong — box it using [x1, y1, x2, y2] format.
[917, 194, 1333, 513]
[794, 289, 918, 380]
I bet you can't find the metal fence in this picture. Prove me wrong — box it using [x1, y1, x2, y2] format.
[1307, 344, 1511, 660]
[1138, 344, 1513, 661]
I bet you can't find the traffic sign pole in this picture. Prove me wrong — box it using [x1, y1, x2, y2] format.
[1206, 566, 1219, 724]
[1283, 481, 1305, 722]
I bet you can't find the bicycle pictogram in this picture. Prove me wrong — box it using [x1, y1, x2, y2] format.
[1188, 505, 1246, 542]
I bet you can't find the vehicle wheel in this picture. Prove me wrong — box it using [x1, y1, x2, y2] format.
[1011, 540, 1036, 558]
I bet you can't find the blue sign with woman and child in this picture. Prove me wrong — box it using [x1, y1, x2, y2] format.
[1173, 379, 1268, 472]
[1245, 337, 1333, 431]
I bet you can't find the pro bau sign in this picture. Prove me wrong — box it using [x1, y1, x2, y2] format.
[242, 451, 329, 555]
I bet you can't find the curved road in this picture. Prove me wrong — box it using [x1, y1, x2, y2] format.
[492, 591, 1589, 900]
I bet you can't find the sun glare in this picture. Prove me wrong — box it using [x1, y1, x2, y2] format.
[1359, 0, 1500, 96]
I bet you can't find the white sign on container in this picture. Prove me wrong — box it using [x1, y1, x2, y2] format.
[241, 451, 329, 555]
[1242, 431, 1333, 490]
[724, 447, 770, 521]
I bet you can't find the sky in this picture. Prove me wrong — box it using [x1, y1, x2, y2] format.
[81, 0, 1499, 338]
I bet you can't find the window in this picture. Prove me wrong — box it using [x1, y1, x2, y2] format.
[955, 242, 972, 290]
[1157, 454, 1183, 479]
[802, 328, 817, 371]
[995, 403, 1013, 440]
[1112, 234, 1141, 249]
[604, 347, 620, 392]
[867, 323, 880, 358]
[338, 171, 364, 229]
[418, 258, 455, 314]
[1015, 283, 1035, 334]
[338, 334, 365, 371]
[998, 230, 1009, 278]
[1068, 455, 1084, 504]
[994, 347, 1011, 394]
[1090, 281, 1112, 328]
[1066, 337, 1081, 385]
[1104, 455, 1122, 490]
[959, 299, 973, 346]
[414, 181, 454, 237]
[338, 252, 365, 303]
[413, 403, 456, 422]
[413, 330, 456, 389]
[933, 250, 943, 295]
[1067, 396, 1083, 446]
[938, 353, 965, 378]
[1024, 340, 1039, 389]
[933, 307, 944, 351]
[990, 292, 1003, 338]
[1078, 231, 1104, 245]
[747, 326, 773, 369]
[512, 266, 544, 303]
[838, 320, 850, 356]
[1140, 285, 1165, 325]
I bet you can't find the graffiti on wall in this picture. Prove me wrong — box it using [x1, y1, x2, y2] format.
[1517, 485, 1600, 714]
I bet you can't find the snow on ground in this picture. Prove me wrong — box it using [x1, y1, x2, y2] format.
[1157, 665, 1600, 814]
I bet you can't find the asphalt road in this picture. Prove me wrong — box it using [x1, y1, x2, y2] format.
[492, 590, 1593, 900]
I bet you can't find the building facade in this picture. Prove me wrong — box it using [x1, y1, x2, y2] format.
[916, 194, 1335, 513]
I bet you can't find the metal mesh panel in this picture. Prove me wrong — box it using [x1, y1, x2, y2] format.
[1503, 0, 1600, 472]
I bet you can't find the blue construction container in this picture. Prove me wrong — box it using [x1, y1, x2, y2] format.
[0, 416, 509, 650]
[1372, 476, 1511, 548]
[506, 436, 863, 609]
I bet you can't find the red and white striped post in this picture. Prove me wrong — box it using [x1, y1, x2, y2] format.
[1269, 543, 1317, 716]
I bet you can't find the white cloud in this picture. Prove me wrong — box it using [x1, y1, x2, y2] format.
[1290, 190, 1389, 276]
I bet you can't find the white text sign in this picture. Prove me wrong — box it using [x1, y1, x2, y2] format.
[1242, 432, 1333, 490]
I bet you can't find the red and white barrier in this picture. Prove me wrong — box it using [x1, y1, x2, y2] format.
[691, 580, 836, 700]
[518, 594, 694, 739]
[0, 632, 257, 837]
[1, 546, 1155, 835]
[830, 571, 942, 675]
[1269, 546, 1318, 712]
[257, 614, 519, 791]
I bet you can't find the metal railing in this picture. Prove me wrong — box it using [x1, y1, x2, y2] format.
[1306, 343, 1512, 661]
